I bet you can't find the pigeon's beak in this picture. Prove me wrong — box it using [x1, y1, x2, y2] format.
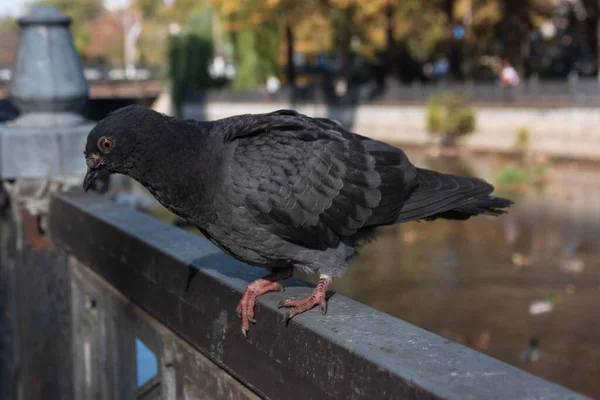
[83, 154, 106, 192]
[83, 169, 98, 193]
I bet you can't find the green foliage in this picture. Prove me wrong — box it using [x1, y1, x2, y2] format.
[446, 107, 476, 137]
[231, 28, 261, 90]
[185, 7, 215, 40]
[168, 32, 215, 116]
[495, 165, 532, 187]
[426, 97, 444, 134]
[396, 0, 447, 62]
[228, 22, 280, 90]
[135, 0, 206, 23]
[530, 162, 548, 178]
[495, 163, 549, 188]
[135, 1, 214, 70]
[212, 1, 282, 90]
[254, 22, 280, 81]
[426, 94, 476, 142]
[135, 0, 162, 18]
[23, 0, 559, 82]
[515, 126, 530, 149]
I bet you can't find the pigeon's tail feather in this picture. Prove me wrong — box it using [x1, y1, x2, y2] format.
[422, 195, 514, 221]
[394, 168, 513, 223]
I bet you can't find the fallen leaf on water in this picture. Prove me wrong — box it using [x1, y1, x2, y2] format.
[529, 299, 554, 315]
[560, 258, 585, 275]
[403, 231, 417, 244]
[512, 252, 532, 267]
[565, 284, 576, 295]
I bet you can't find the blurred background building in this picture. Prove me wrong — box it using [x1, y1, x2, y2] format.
[1, 0, 600, 95]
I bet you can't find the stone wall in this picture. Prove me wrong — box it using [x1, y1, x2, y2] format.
[183, 102, 600, 161]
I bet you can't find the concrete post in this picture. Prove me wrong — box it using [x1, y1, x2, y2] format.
[0, 5, 106, 224]
[0, 6, 103, 400]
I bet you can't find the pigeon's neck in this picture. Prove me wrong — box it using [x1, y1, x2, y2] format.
[126, 119, 221, 224]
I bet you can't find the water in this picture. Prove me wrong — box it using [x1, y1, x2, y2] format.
[302, 149, 600, 399]
[141, 148, 600, 399]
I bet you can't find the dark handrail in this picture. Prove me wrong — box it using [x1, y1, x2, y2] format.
[48, 192, 590, 400]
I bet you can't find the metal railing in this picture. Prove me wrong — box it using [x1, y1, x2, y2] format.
[193, 77, 600, 108]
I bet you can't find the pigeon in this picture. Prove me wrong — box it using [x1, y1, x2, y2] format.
[83, 105, 513, 336]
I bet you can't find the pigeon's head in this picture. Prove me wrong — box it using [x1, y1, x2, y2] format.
[83, 105, 158, 192]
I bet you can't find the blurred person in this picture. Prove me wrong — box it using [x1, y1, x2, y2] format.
[423, 62, 433, 79]
[500, 60, 520, 87]
[499, 59, 520, 102]
[334, 77, 348, 97]
[432, 58, 450, 80]
[266, 75, 281, 96]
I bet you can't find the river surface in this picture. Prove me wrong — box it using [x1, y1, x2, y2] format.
[314, 149, 600, 399]
[134, 148, 600, 399]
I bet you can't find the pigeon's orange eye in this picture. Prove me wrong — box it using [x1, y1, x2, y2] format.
[98, 137, 114, 152]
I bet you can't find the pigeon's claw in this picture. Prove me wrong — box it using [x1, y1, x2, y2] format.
[236, 268, 292, 337]
[278, 275, 331, 324]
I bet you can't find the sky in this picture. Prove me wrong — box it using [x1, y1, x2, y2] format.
[0, 0, 131, 17]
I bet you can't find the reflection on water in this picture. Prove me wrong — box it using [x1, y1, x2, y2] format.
[135, 149, 599, 399]
[303, 150, 600, 399]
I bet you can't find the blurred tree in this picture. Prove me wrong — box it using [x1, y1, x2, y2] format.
[256, 22, 281, 83]
[581, 0, 599, 73]
[0, 17, 19, 67]
[326, 0, 379, 76]
[133, 0, 213, 70]
[394, 1, 447, 75]
[463, 2, 499, 49]
[168, 32, 215, 115]
[281, 5, 332, 79]
[384, 2, 398, 78]
[220, 5, 268, 89]
[84, 11, 124, 66]
[228, 16, 262, 89]
[329, 2, 356, 78]
[213, 0, 443, 87]
[429, 0, 499, 79]
[135, 0, 161, 17]
[432, 0, 464, 79]
[285, 23, 296, 87]
[29, 0, 104, 59]
[498, 0, 556, 76]
[206, 0, 590, 86]
[311, 0, 385, 86]
[135, 0, 205, 22]
[500, 0, 530, 76]
[136, 18, 169, 68]
[210, 0, 318, 87]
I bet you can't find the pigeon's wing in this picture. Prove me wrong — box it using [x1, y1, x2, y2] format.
[223, 110, 417, 250]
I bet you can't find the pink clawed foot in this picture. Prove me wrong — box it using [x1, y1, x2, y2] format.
[278, 275, 332, 323]
[236, 267, 293, 337]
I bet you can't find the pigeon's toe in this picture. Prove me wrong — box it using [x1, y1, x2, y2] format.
[279, 276, 331, 323]
[236, 268, 292, 337]
[279, 295, 328, 323]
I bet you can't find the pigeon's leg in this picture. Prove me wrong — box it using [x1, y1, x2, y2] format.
[237, 267, 293, 337]
[278, 274, 332, 322]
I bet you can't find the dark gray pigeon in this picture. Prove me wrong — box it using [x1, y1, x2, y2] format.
[84, 105, 513, 336]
